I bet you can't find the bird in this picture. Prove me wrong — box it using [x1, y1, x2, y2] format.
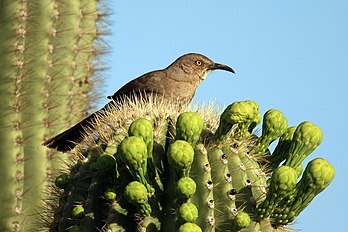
[43, 53, 235, 152]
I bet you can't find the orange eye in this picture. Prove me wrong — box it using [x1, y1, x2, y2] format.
[195, 60, 202, 66]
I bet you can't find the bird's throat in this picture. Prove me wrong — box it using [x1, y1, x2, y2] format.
[199, 70, 212, 80]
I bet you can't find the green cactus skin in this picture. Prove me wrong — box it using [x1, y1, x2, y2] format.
[284, 121, 323, 169]
[189, 144, 215, 231]
[48, 99, 335, 232]
[0, 1, 104, 231]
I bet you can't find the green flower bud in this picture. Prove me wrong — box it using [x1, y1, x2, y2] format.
[176, 112, 204, 145]
[179, 202, 198, 222]
[55, 174, 70, 189]
[216, 100, 260, 140]
[256, 109, 288, 155]
[119, 136, 154, 194]
[128, 118, 157, 180]
[124, 181, 151, 216]
[72, 205, 85, 219]
[119, 136, 148, 169]
[234, 211, 251, 230]
[177, 177, 197, 200]
[257, 166, 298, 219]
[178, 222, 202, 232]
[271, 166, 298, 194]
[294, 158, 335, 212]
[272, 158, 335, 226]
[285, 121, 323, 168]
[128, 118, 154, 157]
[97, 154, 116, 176]
[104, 190, 117, 202]
[246, 100, 262, 132]
[167, 140, 194, 177]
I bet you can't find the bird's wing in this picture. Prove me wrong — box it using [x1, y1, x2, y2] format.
[108, 70, 168, 101]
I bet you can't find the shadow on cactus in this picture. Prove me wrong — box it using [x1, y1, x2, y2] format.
[47, 97, 335, 232]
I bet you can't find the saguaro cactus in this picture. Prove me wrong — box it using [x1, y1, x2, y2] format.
[0, 1, 106, 231]
[48, 98, 335, 231]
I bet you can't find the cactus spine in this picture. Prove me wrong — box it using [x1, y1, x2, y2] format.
[49, 98, 335, 231]
[0, 1, 104, 231]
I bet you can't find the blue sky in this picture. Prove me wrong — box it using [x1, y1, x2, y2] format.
[101, 1, 347, 231]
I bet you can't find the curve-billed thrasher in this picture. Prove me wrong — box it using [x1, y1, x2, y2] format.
[43, 53, 235, 152]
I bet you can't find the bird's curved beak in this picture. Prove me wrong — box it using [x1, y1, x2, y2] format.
[209, 63, 235, 74]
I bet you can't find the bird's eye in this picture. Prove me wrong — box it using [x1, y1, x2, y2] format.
[195, 60, 202, 66]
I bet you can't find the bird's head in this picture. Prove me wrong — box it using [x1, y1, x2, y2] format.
[168, 53, 235, 81]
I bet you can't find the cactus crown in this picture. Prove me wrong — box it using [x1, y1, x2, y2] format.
[48, 96, 334, 232]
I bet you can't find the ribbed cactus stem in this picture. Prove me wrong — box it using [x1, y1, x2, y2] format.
[190, 144, 215, 230]
[0, 2, 26, 230]
[207, 147, 235, 228]
[0, 1, 102, 230]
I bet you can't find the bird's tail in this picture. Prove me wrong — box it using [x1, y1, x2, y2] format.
[43, 112, 98, 152]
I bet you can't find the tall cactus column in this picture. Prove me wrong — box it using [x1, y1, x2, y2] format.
[0, 1, 104, 231]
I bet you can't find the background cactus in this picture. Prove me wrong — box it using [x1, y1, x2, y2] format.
[48, 98, 334, 231]
[0, 1, 107, 231]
